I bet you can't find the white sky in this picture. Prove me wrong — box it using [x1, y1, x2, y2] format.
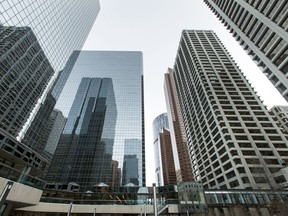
[82, 0, 288, 186]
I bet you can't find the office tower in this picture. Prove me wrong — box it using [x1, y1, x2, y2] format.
[48, 51, 145, 191]
[48, 78, 117, 191]
[269, 106, 288, 134]
[0, 26, 52, 176]
[0, 26, 54, 137]
[0, 1, 99, 176]
[204, 0, 288, 100]
[43, 109, 66, 158]
[153, 113, 177, 186]
[22, 51, 80, 155]
[172, 30, 288, 190]
[0, 0, 99, 139]
[123, 139, 142, 186]
[0, 0, 100, 73]
[164, 68, 193, 182]
[111, 160, 121, 187]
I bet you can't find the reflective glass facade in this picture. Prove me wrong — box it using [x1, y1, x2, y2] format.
[0, 0, 100, 73]
[48, 51, 145, 190]
[204, 0, 288, 100]
[0, 26, 54, 137]
[22, 51, 80, 155]
[0, 0, 100, 140]
[43, 109, 66, 158]
[0, 0, 99, 180]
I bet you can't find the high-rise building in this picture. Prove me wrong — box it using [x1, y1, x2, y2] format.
[0, 0, 99, 139]
[269, 106, 288, 134]
[48, 51, 145, 191]
[0, 26, 53, 175]
[48, 78, 117, 191]
[153, 113, 177, 186]
[0, 1, 99, 176]
[164, 68, 193, 182]
[22, 51, 80, 155]
[172, 30, 288, 190]
[0, 26, 54, 137]
[204, 0, 288, 100]
[0, 0, 100, 73]
[123, 139, 142, 186]
[43, 109, 66, 158]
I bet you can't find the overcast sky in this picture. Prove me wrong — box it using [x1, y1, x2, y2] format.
[80, 0, 287, 186]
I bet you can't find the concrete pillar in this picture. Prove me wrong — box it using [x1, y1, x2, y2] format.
[248, 207, 259, 216]
[207, 208, 215, 216]
[214, 208, 222, 216]
[152, 183, 157, 216]
[223, 208, 231, 216]
[231, 206, 246, 216]
[259, 208, 270, 216]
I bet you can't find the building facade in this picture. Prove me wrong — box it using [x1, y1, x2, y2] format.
[43, 109, 66, 159]
[0, 1, 99, 176]
[0, 0, 100, 140]
[0, 26, 54, 137]
[204, 0, 288, 100]
[153, 113, 177, 186]
[0, 0, 100, 74]
[22, 51, 80, 156]
[269, 106, 288, 134]
[164, 68, 194, 182]
[48, 51, 145, 191]
[173, 30, 288, 190]
[48, 78, 117, 191]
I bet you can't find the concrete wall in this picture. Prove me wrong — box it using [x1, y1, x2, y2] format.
[16, 203, 156, 214]
[0, 177, 9, 193]
[0, 177, 42, 206]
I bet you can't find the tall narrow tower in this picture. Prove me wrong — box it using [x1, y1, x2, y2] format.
[153, 113, 177, 186]
[164, 68, 194, 182]
[204, 0, 288, 100]
[173, 30, 288, 190]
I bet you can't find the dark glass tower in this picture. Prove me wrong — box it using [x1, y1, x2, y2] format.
[22, 51, 80, 155]
[48, 78, 117, 191]
[204, 0, 288, 100]
[48, 51, 145, 191]
[0, 0, 100, 140]
[0, 0, 100, 73]
[173, 30, 288, 190]
[0, 26, 54, 137]
[0, 1, 99, 179]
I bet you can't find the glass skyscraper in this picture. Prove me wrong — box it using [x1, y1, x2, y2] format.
[0, 0, 100, 140]
[48, 51, 145, 191]
[0, 0, 100, 73]
[22, 51, 80, 156]
[0, 0, 99, 179]
[204, 0, 288, 100]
